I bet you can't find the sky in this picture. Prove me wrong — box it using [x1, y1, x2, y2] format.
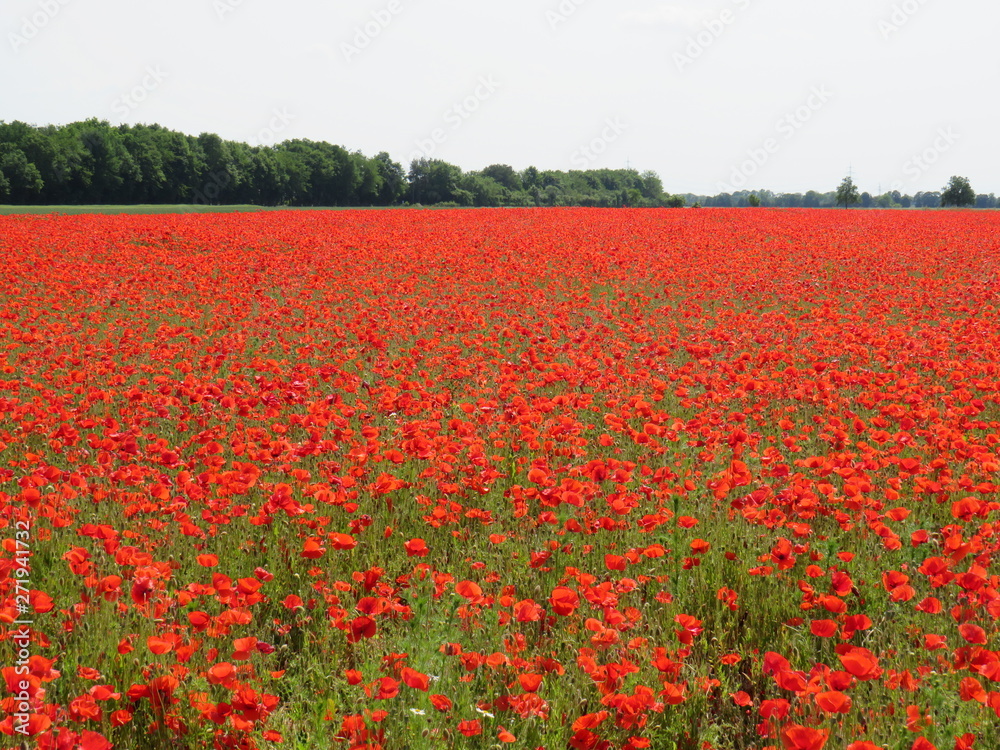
[3, 0, 998, 196]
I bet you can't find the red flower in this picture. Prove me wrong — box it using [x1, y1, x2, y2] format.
[429, 694, 452, 712]
[781, 724, 829, 750]
[958, 624, 987, 645]
[550, 586, 580, 616]
[456, 580, 483, 600]
[404, 538, 429, 557]
[838, 646, 881, 680]
[810, 619, 839, 638]
[401, 667, 429, 692]
[348, 616, 377, 643]
[814, 690, 852, 714]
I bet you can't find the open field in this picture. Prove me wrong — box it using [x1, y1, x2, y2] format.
[2, 208, 1000, 750]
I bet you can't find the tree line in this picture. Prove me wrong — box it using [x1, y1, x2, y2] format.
[0, 119, 683, 208]
[2, 119, 994, 209]
[686, 184, 996, 209]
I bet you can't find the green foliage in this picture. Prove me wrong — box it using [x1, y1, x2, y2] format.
[835, 176, 861, 208]
[0, 120, 409, 208]
[0, 120, 689, 208]
[0, 143, 44, 201]
[941, 175, 976, 207]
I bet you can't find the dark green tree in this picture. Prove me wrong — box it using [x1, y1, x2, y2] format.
[521, 166, 540, 190]
[0, 144, 44, 202]
[373, 152, 406, 205]
[408, 158, 462, 205]
[835, 176, 860, 208]
[480, 164, 521, 192]
[941, 175, 975, 207]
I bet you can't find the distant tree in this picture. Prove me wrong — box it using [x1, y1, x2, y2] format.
[460, 173, 505, 207]
[352, 152, 383, 205]
[941, 175, 975, 207]
[622, 188, 642, 207]
[196, 132, 238, 204]
[975, 193, 997, 209]
[638, 170, 663, 203]
[665, 194, 685, 208]
[861, 191, 873, 208]
[408, 158, 462, 205]
[373, 152, 406, 205]
[803, 190, 821, 208]
[249, 148, 289, 205]
[747, 193, 760, 207]
[874, 192, 898, 209]
[480, 164, 521, 192]
[835, 176, 860, 208]
[0, 144, 44, 202]
[123, 126, 169, 202]
[520, 166, 540, 190]
[273, 149, 311, 204]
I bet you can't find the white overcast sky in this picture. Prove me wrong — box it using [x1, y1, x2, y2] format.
[3, 0, 998, 195]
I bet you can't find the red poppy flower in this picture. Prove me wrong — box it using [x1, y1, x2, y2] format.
[401, 667, 429, 691]
[838, 647, 881, 680]
[550, 586, 580, 616]
[348, 616, 377, 643]
[429, 694, 452, 712]
[404, 538, 429, 557]
[815, 690, 851, 714]
[781, 724, 829, 750]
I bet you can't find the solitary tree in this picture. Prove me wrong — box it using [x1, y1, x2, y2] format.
[941, 175, 976, 207]
[835, 176, 860, 208]
[748, 193, 761, 207]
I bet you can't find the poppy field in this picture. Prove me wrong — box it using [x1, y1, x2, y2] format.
[3, 207, 1000, 750]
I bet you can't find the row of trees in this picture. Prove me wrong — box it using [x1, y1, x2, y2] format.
[687, 181, 995, 210]
[1, 119, 993, 209]
[833, 175, 984, 208]
[0, 120, 684, 208]
[0, 119, 407, 206]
